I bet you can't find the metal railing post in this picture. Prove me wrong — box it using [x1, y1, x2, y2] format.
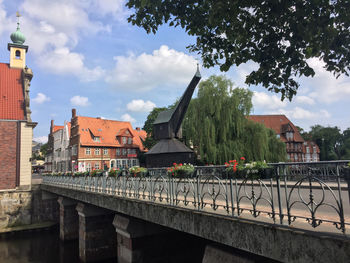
[276, 165, 284, 225]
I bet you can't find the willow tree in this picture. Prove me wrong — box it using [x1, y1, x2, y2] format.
[182, 75, 286, 164]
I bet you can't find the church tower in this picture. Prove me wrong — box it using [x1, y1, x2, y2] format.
[8, 12, 28, 69]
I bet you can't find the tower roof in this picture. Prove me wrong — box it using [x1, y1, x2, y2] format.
[10, 12, 25, 45]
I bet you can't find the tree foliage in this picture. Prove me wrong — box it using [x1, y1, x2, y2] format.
[126, 0, 350, 100]
[303, 125, 350, 160]
[142, 106, 168, 149]
[182, 75, 286, 164]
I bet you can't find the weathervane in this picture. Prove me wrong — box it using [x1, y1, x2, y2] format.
[16, 11, 21, 28]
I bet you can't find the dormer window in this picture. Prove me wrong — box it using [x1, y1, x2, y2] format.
[94, 136, 100, 142]
[128, 138, 132, 144]
[122, 137, 127, 144]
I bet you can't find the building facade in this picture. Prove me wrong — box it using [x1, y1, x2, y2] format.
[70, 109, 147, 172]
[0, 20, 36, 190]
[249, 115, 320, 162]
[47, 109, 147, 173]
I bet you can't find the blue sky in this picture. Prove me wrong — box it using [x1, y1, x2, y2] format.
[0, 0, 349, 143]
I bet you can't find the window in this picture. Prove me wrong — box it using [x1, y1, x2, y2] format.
[276, 134, 280, 139]
[72, 145, 77, 156]
[116, 160, 121, 169]
[86, 163, 91, 172]
[122, 137, 127, 144]
[116, 149, 120, 156]
[111, 160, 115, 168]
[15, 50, 20, 59]
[94, 137, 100, 142]
[294, 154, 298, 161]
[103, 149, 108, 155]
[306, 147, 310, 153]
[286, 132, 294, 140]
[132, 159, 138, 166]
[94, 163, 100, 169]
[127, 159, 132, 167]
[127, 149, 131, 154]
[95, 148, 100, 155]
[313, 146, 316, 152]
[85, 148, 91, 155]
[128, 137, 132, 144]
[122, 159, 127, 168]
[122, 148, 126, 155]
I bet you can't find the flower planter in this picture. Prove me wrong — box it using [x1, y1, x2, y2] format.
[343, 167, 350, 178]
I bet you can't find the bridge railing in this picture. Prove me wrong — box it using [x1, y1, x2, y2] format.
[42, 161, 350, 234]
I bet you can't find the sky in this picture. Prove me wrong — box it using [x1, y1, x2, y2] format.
[0, 0, 349, 144]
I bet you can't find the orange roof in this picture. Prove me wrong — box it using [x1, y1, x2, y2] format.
[0, 63, 25, 120]
[248, 115, 304, 142]
[52, 125, 64, 133]
[76, 116, 147, 151]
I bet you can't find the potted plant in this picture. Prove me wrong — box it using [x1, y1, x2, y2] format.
[129, 166, 148, 177]
[344, 162, 350, 177]
[108, 168, 121, 177]
[225, 157, 246, 178]
[167, 163, 195, 178]
[91, 169, 104, 177]
[245, 161, 273, 179]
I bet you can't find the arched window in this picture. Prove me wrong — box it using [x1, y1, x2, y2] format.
[15, 50, 21, 59]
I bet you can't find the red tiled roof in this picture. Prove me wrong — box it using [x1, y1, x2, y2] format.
[76, 116, 147, 151]
[248, 115, 304, 142]
[52, 125, 64, 133]
[0, 63, 25, 120]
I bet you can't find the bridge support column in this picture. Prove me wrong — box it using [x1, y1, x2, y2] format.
[58, 197, 78, 241]
[76, 203, 117, 262]
[113, 214, 171, 263]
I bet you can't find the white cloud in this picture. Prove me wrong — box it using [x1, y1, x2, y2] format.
[127, 99, 156, 112]
[252, 91, 287, 110]
[303, 58, 350, 104]
[70, 95, 89, 107]
[33, 136, 48, 144]
[121, 113, 136, 123]
[32, 93, 50, 104]
[294, 95, 315, 105]
[0, 0, 120, 82]
[37, 48, 105, 81]
[269, 107, 331, 120]
[106, 45, 198, 91]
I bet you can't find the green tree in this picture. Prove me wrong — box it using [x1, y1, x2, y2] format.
[182, 75, 286, 164]
[142, 107, 168, 149]
[340, 128, 350, 160]
[308, 125, 342, 160]
[126, 1, 350, 100]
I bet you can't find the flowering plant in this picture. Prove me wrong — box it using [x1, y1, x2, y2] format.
[108, 168, 121, 177]
[129, 166, 147, 177]
[167, 163, 195, 177]
[91, 169, 104, 177]
[225, 157, 246, 173]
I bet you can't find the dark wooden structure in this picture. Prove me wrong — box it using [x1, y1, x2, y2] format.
[146, 66, 201, 167]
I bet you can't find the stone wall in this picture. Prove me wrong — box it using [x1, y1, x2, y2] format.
[0, 121, 18, 190]
[0, 190, 31, 228]
[0, 186, 59, 230]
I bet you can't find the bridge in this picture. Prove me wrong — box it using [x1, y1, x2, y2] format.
[41, 161, 350, 263]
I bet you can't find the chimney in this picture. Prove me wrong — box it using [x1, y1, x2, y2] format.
[50, 120, 54, 133]
[72, 108, 76, 118]
[136, 127, 141, 131]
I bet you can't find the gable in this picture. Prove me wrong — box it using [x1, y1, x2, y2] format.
[0, 63, 25, 120]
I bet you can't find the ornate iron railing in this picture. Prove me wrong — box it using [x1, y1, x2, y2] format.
[42, 161, 350, 234]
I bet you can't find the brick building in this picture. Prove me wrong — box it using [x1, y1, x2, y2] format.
[46, 112, 147, 173]
[0, 20, 36, 190]
[249, 115, 320, 162]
